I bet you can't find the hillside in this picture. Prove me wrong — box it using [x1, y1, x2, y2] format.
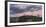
[10, 16, 42, 23]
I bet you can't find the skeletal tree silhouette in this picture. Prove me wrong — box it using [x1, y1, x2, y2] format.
[37, 14, 40, 17]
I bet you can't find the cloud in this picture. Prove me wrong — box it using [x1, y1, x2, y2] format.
[10, 4, 42, 15]
[26, 5, 42, 12]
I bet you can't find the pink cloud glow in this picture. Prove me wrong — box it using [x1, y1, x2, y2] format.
[15, 10, 42, 17]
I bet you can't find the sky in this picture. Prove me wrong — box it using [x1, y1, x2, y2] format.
[10, 4, 42, 17]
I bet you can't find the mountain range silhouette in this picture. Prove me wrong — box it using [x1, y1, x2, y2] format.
[10, 15, 42, 23]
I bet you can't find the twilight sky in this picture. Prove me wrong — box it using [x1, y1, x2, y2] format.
[10, 4, 42, 17]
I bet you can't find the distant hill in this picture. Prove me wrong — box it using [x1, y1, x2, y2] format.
[10, 16, 42, 23]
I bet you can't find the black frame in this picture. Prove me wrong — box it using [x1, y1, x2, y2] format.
[5, 1, 45, 26]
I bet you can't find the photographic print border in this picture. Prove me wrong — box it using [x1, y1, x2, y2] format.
[5, 1, 45, 26]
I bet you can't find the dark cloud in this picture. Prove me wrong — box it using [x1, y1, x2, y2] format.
[26, 5, 42, 12]
[10, 7, 26, 14]
[10, 4, 42, 14]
